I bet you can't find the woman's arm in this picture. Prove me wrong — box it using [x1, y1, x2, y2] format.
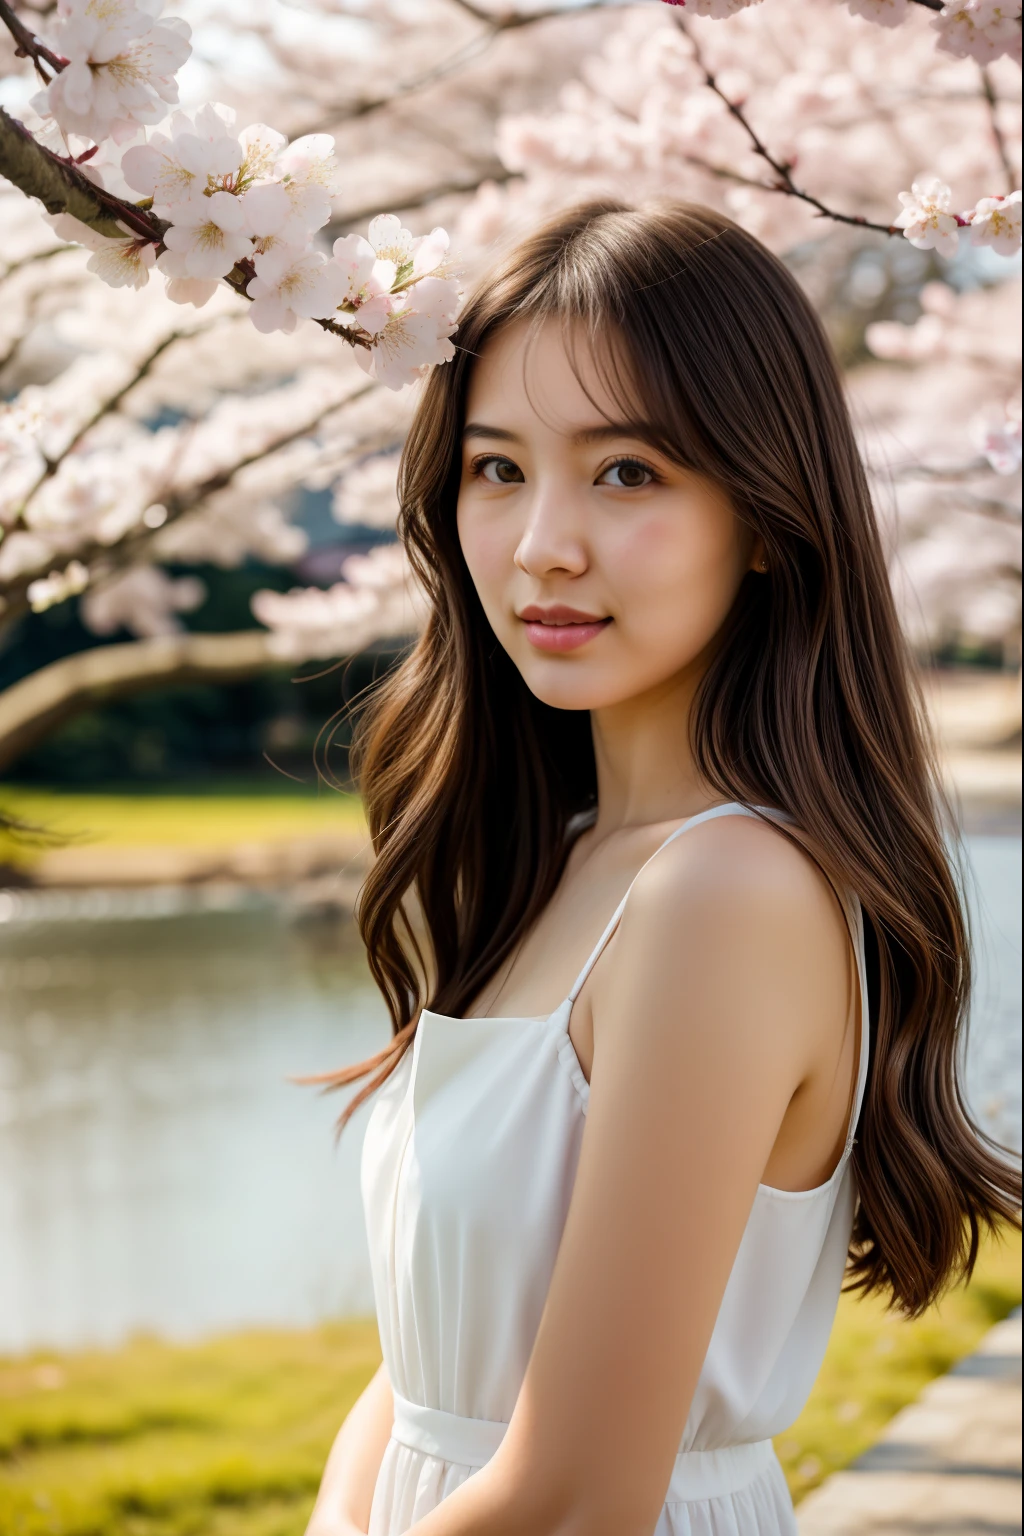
[306, 1362, 394, 1536]
[402, 816, 854, 1536]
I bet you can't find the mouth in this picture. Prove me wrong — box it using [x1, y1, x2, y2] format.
[517, 605, 612, 654]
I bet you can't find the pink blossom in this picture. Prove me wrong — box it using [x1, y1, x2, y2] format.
[329, 233, 396, 317]
[39, 0, 192, 144]
[355, 276, 462, 391]
[972, 402, 1022, 474]
[894, 178, 961, 257]
[969, 192, 1022, 258]
[412, 227, 451, 279]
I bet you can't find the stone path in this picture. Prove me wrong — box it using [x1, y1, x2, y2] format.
[798, 1309, 1022, 1536]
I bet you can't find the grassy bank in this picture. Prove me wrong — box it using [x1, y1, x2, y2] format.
[1, 1228, 1018, 1535]
[0, 789, 366, 875]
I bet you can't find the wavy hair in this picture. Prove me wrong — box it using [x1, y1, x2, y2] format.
[318, 201, 1020, 1315]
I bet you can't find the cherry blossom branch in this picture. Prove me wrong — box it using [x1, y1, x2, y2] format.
[0, 382, 378, 628]
[447, 0, 619, 30]
[13, 324, 220, 522]
[335, 163, 515, 231]
[0, 0, 67, 82]
[0, 105, 145, 238]
[980, 67, 1020, 196]
[303, 0, 623, 134]
[671, 15, 899, 239]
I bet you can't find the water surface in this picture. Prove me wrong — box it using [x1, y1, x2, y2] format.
[0, 836, 1019, 1354]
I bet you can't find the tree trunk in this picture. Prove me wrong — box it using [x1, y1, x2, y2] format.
[0, 630, 279, 773]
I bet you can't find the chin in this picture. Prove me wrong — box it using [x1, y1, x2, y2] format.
[515, 657, 637, 713]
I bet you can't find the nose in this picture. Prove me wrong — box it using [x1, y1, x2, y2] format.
[513, 481, 589, 580]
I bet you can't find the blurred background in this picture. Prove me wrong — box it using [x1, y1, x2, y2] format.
[0, 1, 1020, 1533]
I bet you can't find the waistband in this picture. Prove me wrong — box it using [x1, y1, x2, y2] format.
[390, 1393, 776, 1498]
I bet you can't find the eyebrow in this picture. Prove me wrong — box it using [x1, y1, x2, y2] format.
[463, 421, 652, 447]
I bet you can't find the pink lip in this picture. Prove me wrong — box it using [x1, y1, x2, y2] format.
[517, 605, 612, 653]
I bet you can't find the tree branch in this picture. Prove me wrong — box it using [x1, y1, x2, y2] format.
[0, 110, 364, 347]
[980, 66, 1019, 195]
[333, 163, 515, 231]
[301, 0, 624, 134]
[0, 628, 280, 772]
[672, 15, 898, 239]
[0, 105, 145, 238]
[0, 0, 67, 82]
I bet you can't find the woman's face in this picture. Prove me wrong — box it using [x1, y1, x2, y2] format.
[456, 317, 762, 713]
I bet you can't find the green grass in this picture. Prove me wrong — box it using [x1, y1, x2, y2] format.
[0, 789, 366, 871]
[0, 1322, 382, 1536]
[0, 1228, 1019, 1533]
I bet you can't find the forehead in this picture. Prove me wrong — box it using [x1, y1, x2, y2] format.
[464, 315, 632, 435]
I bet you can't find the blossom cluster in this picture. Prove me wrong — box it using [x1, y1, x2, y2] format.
[251, 544, 424, 661]
[23, 0, 462, 389]
[894, 179, 1022, 258]
[660, 0, 1022, 64]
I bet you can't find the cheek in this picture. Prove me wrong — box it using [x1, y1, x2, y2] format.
[607, 509, 746, 641]
[457, 502, 515, 616]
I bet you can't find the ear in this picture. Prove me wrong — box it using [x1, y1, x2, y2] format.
[748, 536, 768, 575]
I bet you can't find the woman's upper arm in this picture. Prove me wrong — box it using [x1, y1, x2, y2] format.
[489, 820, 851, 1535]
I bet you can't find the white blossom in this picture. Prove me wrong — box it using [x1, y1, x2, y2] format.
[43, 212, 157, 290]
[120, 104, 242, 211]
[969, 192, 1023, 258]
[82, 565, 205, 637]
[332, 455, 401, 528]
[246, 248, 347, 334]
[241, 183, 311, 256]
[273, 134, 341, 232]
[0, 531, 54, 583]
[27, 560, 90, 613]
[38, 0, 192, 144]
[252, 544, 423, 661]
[893, 177, 961, 257]
[932, 0, 1022, 65]
[161, 191, 253, 280]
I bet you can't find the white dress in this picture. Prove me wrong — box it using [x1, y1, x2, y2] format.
[361, 803, 870, 1534]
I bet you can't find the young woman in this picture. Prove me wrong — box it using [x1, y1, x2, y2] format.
[306, 202, 1020, 1536]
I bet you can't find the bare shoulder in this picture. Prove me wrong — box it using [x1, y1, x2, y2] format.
[605, 810, 852, 1053]
[633, 810, 840, 923]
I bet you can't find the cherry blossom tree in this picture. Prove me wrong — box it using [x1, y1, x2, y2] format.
[0, 0, 1020, 774]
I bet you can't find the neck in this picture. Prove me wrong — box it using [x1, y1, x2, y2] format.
[589, 661, 720, 838]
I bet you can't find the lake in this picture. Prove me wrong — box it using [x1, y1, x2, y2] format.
[0, 836, 1020, 1354]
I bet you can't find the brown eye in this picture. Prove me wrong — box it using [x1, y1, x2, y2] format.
[600, 459, 654, 489]
[479, 456, 524, 484]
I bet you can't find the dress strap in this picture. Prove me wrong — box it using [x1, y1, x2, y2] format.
[566, 803, 764, 1004]
[838, 891, 872, 1163]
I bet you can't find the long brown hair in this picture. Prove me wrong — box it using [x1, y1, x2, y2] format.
[322, 201, 1020, 1315]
